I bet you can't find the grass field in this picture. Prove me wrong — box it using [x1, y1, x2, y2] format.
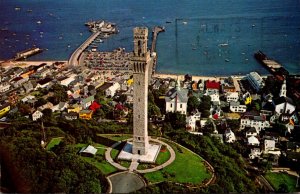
[143, 141, 212, 184]
[76, 142, 117, 175]
[46, 137, 63, 150]
[265, 172, 298, 192]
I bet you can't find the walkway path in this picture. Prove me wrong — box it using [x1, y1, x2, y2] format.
[68, 31, 100, 66]
[104, 137, 176, 173]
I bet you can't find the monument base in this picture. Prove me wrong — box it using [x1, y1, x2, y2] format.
[117, 141, 161, 163]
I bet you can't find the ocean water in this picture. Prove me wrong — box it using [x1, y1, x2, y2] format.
[0, 0, 300, 75]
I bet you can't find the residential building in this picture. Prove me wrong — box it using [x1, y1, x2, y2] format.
[22, 81, 34, 93]
[36, 78, 53, 89]
[229, 102, 247, 113]
[264, 139, 276, 152]
[81, 95, 94, 109]
[249, 148, 261, 159]
[64, 112, 78, 120]
[245, 127, 258, 137]
[0, 82, 10, 93]
[205, 80, 220, 92]
[273, 96, 296, 116]
[206, 90, 220, 105]
[57, 75, 76, 86]
[0, 103, 10, 118]
[246, 72, 265, 92]
[32, 110, 43, 121]
[240, 114, 270, 132]
[68, 104, 82, 113]
[106, 82, 120, 97]
[247, 136, 260, 146]
[37, 102, 54, 112]
[186, 112, 201, 131]
[79, 110, 93, 120]
[165, 80, 188, 115]
[226, 92, 239, 102]
[224, 129, 236, 143]
[21, 95, 35, 103]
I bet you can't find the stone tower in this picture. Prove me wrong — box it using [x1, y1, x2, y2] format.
[132, 27, 151, 155]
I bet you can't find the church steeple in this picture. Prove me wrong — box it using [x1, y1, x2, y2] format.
[279, 79, 287, 97]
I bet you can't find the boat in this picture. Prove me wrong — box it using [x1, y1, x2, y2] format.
[166, 21, 172, 23]
[219, 43, 228, 47]
[225, 59, 230, 62]
[182, 21, 188, 25]
[14, 7, 21, 11]
[27, 9, 33, 12]
[36, 20, 42, 24]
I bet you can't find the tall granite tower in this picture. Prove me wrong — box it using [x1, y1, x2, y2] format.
[132, 27, 151, 155]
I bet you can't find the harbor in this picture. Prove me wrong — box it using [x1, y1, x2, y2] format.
[68, 20, 119, 67]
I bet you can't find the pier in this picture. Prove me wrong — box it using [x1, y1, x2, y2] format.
[151, 26, 165, 75]
[151, 26, 165, 53]
[68, 31, 100, 66]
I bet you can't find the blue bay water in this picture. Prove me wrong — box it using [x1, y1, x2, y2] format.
[0, 0, 300, 75]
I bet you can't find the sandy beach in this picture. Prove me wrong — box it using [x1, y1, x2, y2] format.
[0, 60, 68, 69]
[152, 73, 243, 81]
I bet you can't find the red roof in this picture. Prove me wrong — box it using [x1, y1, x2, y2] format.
[89, 101, 101, 112]
[206, 80, 220, 90]
[115, 103, 124, 110]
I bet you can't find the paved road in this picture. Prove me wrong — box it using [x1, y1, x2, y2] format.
[257, 175, 275, 192]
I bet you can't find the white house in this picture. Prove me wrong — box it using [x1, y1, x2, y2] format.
[21, 95, 36, 103]
[186, 112, 201, 131]
[230, 102, 247, 113]
[273, 96, 296, 116]
[240, 114, 270, 132]
[249, 148, 261, 159]
[264, 139, 276, 152]
[106, 82, 120, 97]
[81, 96, 94, 109]
[165, 83, 188, 115]
[57, 75, 76, 86]
[32, 110, 43, 121]
[224, 129, 236, 143]
[36, 78, 53, 89]
[206, 90, 220, 105]
[247, 136, 260, 146]
[245, 127, 258, 137]
[37, 102, 54, 112]
[246, 72, 265, 92]
[226, 92, 239, 102]
[0, 82, 11, 93]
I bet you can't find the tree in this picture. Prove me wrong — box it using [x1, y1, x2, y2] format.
[187, 96, 200, 113]
[118, 94, 127, 104]
[277, 183, 289, 193]
[198, 95, 211, 118]
[165, 112, 186, 129]
[42, 108, 53, 119]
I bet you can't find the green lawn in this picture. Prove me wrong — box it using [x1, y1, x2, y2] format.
[81, 154, 117, 175]
[156, 147, 171, 165]
[265, 172, 298, 192]
[143, 141, 212, 184]
[75, 143, 117, 175]
[46, 137, 63, 150]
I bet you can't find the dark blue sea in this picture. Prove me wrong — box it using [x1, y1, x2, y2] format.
[1, 0, 300, 75]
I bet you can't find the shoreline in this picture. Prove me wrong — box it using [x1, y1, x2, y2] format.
[0, 60, 68, 68]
